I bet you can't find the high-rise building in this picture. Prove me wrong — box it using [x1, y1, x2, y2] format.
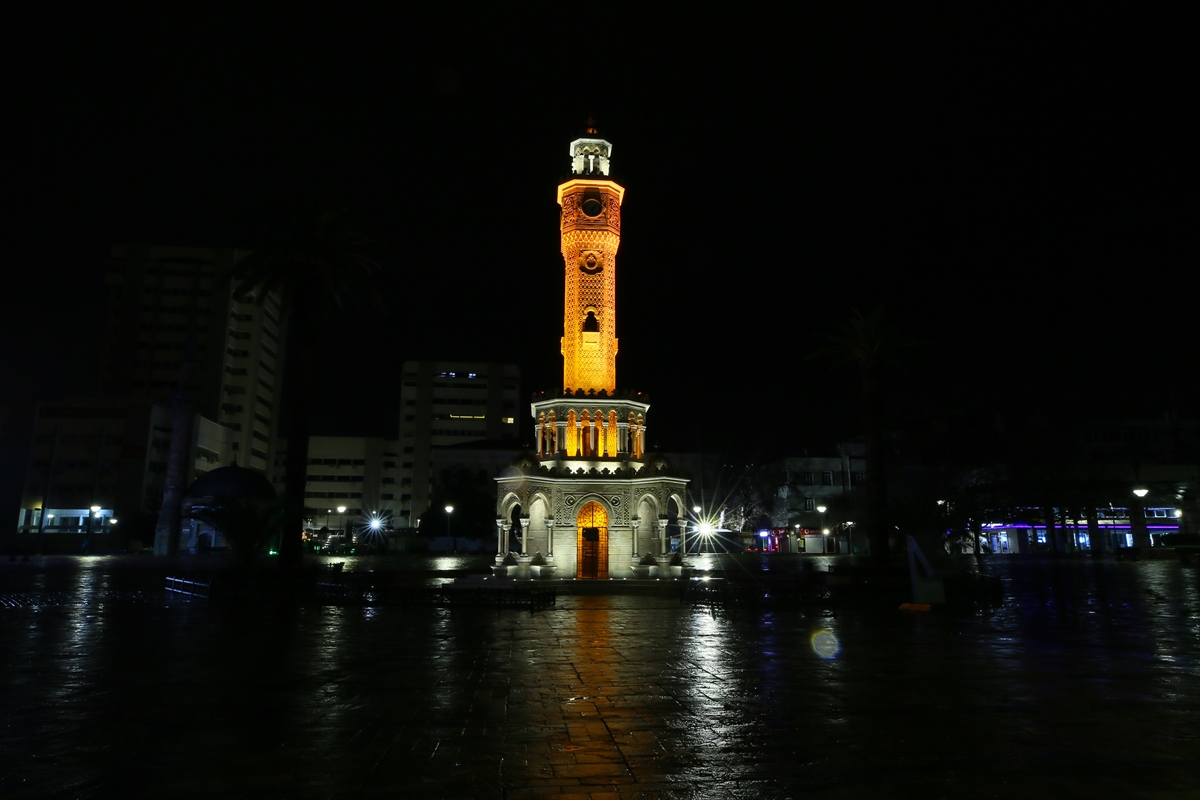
[495, 124, 689, 579]
[399, 361, 520, 527]
[271, 435, 401, 540]
[99, 245, 286, 476]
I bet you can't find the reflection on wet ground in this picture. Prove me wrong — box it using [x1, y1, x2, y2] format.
[1, 556, 1197, 798]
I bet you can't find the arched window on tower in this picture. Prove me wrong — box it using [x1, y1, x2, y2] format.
[582, 311, 600, 350]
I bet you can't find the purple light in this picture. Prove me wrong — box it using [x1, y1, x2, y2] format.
[985, 523, 1178, 531]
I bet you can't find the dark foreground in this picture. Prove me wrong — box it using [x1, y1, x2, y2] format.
[1, 555, 1197, 799]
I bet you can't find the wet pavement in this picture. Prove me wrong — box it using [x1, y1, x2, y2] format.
[1, 555, 1197, 798]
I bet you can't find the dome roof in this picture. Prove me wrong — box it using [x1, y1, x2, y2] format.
[185, 464, 276, 504]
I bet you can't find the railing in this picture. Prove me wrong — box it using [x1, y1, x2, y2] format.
[165, 576, 211, 599]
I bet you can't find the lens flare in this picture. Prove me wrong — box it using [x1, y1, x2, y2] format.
[811, 630, 840, 659]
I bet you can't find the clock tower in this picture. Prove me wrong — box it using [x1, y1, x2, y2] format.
[558, 120, 624, 394]
[494, 122, 688, 581]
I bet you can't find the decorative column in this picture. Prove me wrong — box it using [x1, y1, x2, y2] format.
[545, 518, 555, 557]
[495, 517, 506, 560]
[536, 416, 544, 458]
[679, 519, 688, 560]
[557, 420, 567, 455]
[658, 518, 668, 554]
[631, 517, 640, 556]
[618, 422, 628, 456]
[518, 518, 528, 555]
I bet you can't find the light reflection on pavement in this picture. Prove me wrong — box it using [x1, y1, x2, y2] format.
[0, 555, 1197, 798]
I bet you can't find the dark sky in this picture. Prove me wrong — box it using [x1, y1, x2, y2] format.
[3, 8, 1193, 458]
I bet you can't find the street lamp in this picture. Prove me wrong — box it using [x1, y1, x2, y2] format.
[337, 506, 347, 541]
[816, 505, 829, 553]
[1131, 488, 1150, 548]
[445, 505, 455, 553]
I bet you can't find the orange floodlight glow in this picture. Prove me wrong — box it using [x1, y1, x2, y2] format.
[559, 177, 624, 393]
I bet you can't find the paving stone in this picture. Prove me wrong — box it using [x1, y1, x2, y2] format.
[1, 556, 1198, 798]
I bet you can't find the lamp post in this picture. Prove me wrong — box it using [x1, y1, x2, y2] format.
[816, 505, 828, 553]
[337, 506, 347, 542]
[1132, 488, 1150, 548]
[445, 505, 455, 553]
[86, 505, 100, 553]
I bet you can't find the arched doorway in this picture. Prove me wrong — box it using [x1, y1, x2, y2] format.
[576, 501, 609, 579]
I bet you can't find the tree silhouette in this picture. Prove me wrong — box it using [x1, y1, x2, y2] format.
[813, 307, 917, 561]
[232, 209, 385, 565]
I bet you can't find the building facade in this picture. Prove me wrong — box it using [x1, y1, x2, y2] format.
[400, 361, 520, 527]
[271, 436, 402, 542]
[768, 445, 868, 554]
[11, 399, 233, 552]
[495, 126, 689, 579]
[99, 245, 286, 476]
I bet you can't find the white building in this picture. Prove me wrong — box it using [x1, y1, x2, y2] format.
[99, 245, 286, 477]
[272, 436, 401, 539]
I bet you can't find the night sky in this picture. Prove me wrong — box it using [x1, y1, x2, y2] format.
[4, 9, 1192, 459]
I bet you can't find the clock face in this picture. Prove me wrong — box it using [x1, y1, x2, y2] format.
[580, 254, 603, 274]
[581, 198, 603, 217]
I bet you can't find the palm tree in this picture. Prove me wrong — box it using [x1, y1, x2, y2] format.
[232, 209, 385, 566]
[813, 307, 916, 562]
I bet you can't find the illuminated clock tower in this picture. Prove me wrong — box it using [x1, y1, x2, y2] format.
[494, 122, 688, 581]
[558, 121, 624, 394]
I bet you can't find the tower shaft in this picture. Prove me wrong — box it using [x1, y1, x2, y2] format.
[558, 175, 624, 393]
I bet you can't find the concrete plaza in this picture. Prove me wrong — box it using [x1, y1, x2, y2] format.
[1, 555, 1197, 798]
